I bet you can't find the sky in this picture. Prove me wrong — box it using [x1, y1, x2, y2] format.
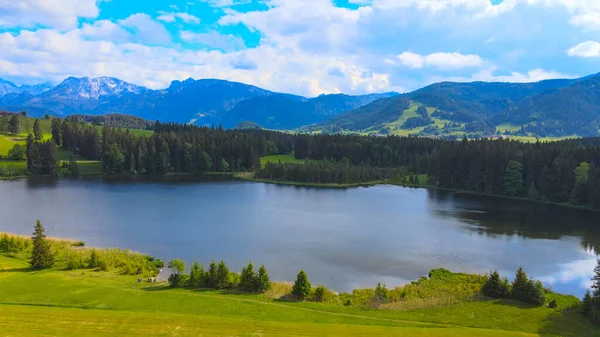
[1, 0, 600, 97]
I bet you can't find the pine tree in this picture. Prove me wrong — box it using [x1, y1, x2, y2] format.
[255, 265, 271, 293]
[9, 115, 20, 135]
[188, 261, 204, 288]
[503, 160, 524, 197]
[216, 261, 230, 289]
[582, 290, 593, 316]
[30, 220, 55, 269]
[33, 119, 43, 140]
[511, 267, 529, 301]
[482, 270, 510, 298]
[207, 260, 218, 288]
[239, 262, 256, 292]
[88, 249, 100, 268]
[592, 259, 600, 301]
[292, 269, 312, 300]
[374, 282, 389, 303]
[51, 118, 62, 146]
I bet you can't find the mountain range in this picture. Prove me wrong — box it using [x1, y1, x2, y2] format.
[2, 73, 600, 137]
[0, 77, 396, 129]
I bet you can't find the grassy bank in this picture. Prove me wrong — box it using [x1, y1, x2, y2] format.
[0, 232, 598, 336]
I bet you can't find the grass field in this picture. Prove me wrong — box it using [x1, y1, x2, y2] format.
[260, 153, 303, 167]
[0, 250, 598, 336]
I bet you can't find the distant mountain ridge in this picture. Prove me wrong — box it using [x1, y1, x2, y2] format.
[0, 76, 398, 129]
[4, 73, 600, 137]
[311, 73, 600, 138]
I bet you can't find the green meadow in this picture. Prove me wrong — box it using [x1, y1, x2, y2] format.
[0, 232, 598, 337]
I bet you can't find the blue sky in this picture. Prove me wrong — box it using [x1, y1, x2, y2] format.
[1, 0, 600, 96]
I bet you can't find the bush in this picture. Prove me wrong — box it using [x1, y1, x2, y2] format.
[313, 285, 337, 303]
[168, 273, 186, 288]
[482, 270, 511, 298]
[8, 144, 25, 160]
[373, 283, 389, 304]
[547, 299, 557, 308]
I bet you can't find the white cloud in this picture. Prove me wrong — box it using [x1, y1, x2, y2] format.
[431, 67, 573, 83]
[199, 0, 251, 8]
[157, 11, 201, 24]
[0, 0, 99, 30]
[568, 41, 600, 58]
[118, 14, 171, 44]
[397, 51, 483, 69]
[181, 31, 245, 52]
[79, 20, 131, 42]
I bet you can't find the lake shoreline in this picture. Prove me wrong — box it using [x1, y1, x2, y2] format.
[4, 171, 600, 212]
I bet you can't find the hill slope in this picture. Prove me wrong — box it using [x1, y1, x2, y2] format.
[312, 75, 600, 138]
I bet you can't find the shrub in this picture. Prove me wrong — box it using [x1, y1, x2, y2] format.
[482, 270, 511, 298]
[71, 241, 85, 247]
[547, 299, 557, 308]
[168, 272, 186, 288]
[374, 283, 389, 304]
[313, 285, 337, 303]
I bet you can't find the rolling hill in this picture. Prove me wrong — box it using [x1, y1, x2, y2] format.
[311, 74, 600, 138]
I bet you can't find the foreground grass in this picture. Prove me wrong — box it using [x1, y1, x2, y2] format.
[0, 254, 597, 336]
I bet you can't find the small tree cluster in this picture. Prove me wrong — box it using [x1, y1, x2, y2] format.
[167, 259, 271, 293]
[239, 262, 271, 293]
[481, 270, 511, 298]
[511, 267, 545, 306]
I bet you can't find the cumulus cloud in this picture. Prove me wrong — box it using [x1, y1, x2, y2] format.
[199, 0, 252, 7]
[118, 14, 171, 44]
[0, 0, 99, 30]
[157, 11, 201, 24]
[568, 41, 600, 58]
[397, 51, 483, 69]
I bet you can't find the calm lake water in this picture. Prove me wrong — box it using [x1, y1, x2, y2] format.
[1, 176, 598, 297]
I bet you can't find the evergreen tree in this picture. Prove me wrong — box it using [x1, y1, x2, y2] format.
[216, 261, 230, 289]
[292, 269, 312, 300]
[374, 282, 389, 303]
[30, 220, 55, 269]
[188, 261, 204, 288]
[8, 115, 20, 135]
[67, 155, 79, 176]
[26, 134, 36, 174]
[511, 267, 529, 300]
[482, 270, 511, 298]
[51, 118, 62, 146]
[592, 259, 600, 300]
[207, 260, 218, 288]
[239, 262, 256, 292]
[103, 143, 125, 175]
[7, 144, 25, 160]
[33, 119, 43, 140]
[503, 160, 524, 197]
[255, 265, 271, 293]
[582, 290, 593, 316]
[88, 249, 100, 268]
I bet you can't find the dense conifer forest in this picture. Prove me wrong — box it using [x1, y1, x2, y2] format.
[21, 117, 600, 209]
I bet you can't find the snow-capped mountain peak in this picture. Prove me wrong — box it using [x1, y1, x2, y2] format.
[50, 76, 147, 100]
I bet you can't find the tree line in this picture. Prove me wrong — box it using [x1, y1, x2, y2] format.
[46, 119, 294, 175]
[20, 116, 600, 209]
[292, 134, 600, 209]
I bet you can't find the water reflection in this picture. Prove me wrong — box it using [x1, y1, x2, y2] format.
[427, 190, 600, 254]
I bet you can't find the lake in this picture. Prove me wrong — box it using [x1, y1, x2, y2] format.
[1, 176, 598, 297]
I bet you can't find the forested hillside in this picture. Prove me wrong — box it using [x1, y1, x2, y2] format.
[312, 74, 600, 138]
